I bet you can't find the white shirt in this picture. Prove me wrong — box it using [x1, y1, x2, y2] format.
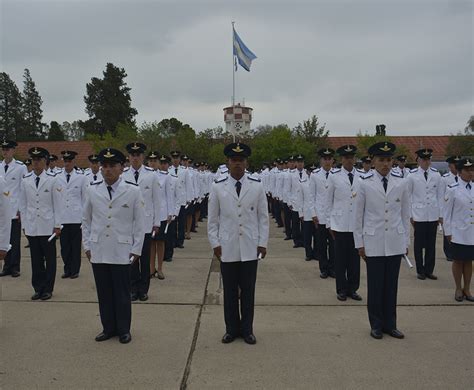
[0, 176, 12, 251]
[0, 158, 28, 219]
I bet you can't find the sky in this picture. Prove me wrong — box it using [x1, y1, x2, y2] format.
[1, 0, 472, 136]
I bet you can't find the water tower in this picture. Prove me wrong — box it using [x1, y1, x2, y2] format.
[223, 103, 253, 138]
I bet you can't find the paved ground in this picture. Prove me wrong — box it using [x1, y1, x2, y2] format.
[1, 221, 472, 389]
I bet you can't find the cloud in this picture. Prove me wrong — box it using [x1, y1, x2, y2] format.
[1, 0, 472, 135]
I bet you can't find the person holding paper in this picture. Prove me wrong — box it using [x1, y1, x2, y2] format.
[207, 142, 269, 345]
[82, 148, 145, 344]
[19, 147, 62, 301]
[353, 142, 410, 340]
[0, 176, 12, 261]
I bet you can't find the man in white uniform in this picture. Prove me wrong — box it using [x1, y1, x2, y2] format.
[208, 142, 269, 345]
[0, 176, 12, 262]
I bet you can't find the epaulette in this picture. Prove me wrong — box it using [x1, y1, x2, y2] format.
[330, 168, 341, 174]
[361, 173, 374, 180]
[159, 170, 168, 175]
[170, 173, 178, 178]
[448, 182, 459, 189]
[145, 166, 154, 171]
[15, 160, 24, 165]
[220, 168, 229, 173]
[123, 167, 130, 172]
[410, 168, 418, 173]
[248, 176, 261, 182]
[430, 167, 438, 172]
[75, 170, 84, 175]
[299, 178, 307, 183]
[46, 171, 57, 177]
[214, 176, 228, 183]
[91, 180, 103, 186]
[442, 172, 450, 177]
[125, 180, 138, 186]
[390, 171, 402, 178]
[85, 172, 92, 176]
[290, 169, 296, 173]
[313, 168, 321, 173]
[23, 172, 32, 178]
[356, 168, 365, 174]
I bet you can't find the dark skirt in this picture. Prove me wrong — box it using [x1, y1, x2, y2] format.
[450, 242, 474, 262]
[152, 220, 169, 241]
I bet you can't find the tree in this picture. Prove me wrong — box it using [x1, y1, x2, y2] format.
[446, 133, 474, 157]
[86, 123, 138, 152]
[47, 121, 65, 141]
[62, 120, 85, 141]
[21, 68, 45, 140]
[292, 115, 329, 146]
[465, 115, 474, 135]
[0, 72, 23, 140]
[83, 63, 138, 137]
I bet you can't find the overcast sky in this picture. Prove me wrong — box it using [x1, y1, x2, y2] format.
[1, 0, 472, 135]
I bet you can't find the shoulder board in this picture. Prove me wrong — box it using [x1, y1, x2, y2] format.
[330, 168, 341, 174]
[170, 173, 178, 178]
[91, 180, 103, 186]
[448, 182, 459, 189]
[220, 168, 229, 173]
[75, 170, 84, 175]
[125, 180, 138, 186]
[410, 168, 418, 173]
[313, 168, 321, 173]
[23, 172, 32, 178]
[214, 176, 228, 183]
[290, 169, 296, 173]
[442, 172, 450, 177]
[356, 168, 365, 174]
[123, 167, 130, 172]
[430, 167, 438, 172]
[145, 166, 154, 171]
[15, 160, 25, 165]
[85, 172, 92, 176]
[46, 172, 57, 177]
[159, 170, 168, 175]
[390, 171, 402, 178]
[299, 178, 307, 183]
[361, 173, 374, 180]
[248, 176, 261, 182]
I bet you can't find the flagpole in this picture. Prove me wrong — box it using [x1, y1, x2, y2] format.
[232, 21, 235, 107]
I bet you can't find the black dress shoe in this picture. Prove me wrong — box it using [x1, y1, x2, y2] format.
[61, 273, 71, 279]
[31, 292, 42, 300]
[329, 272, 336, 279]
[350, 292, 362, 301]
[305, 257, 312, 261]
[417, 273, 426, 280]
[163, 258, 173, 262]
[139, 293, 149, 301]
[11, 271, 20, 278]
[370, 329, 383, 339]
[70, 273, 79, 279]
[425, 274, 437, 280]
[177, 244, 184, 249]
[0, 270, 11, 277]
[243, 334, 257, 345]
[40, 292, 52, 300]
[131, 293, 138, 302]
[221, 333, 236, 344]
[337, 293, 347, 301]
[119, 333, 132, 344]
[284, 237, 292, 241]
[95, 331, 115, 342]
[320, 272, 328, 279]
[293, 244, 303, 248]
[384, 329, 405, 339]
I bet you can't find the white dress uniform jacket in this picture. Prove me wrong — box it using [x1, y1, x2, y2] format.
[309, 167, 331, 225]
[208, 175, 269, 262]
[155, 170, 174, 222]
[122, 165, 159, 233]
[296, 177, 316, 221]
[82, 179, 146, 264]
[353, 171, 410, 257]
[326, 167, 363, 232]
[290, 169, 308, 210]
[85, 170, 103, 185]
[19, 170, 62, 236]
[407, 167, 443, 222]
[55, 169, 88, 224]
[0, 177, 12, 251]
[442, 180, 474, 245]
[169, 165, 189, 206]
[0, 158, 28, 219]
[168, 172, 181, 216]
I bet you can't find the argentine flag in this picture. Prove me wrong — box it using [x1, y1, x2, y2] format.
[233, 27, 257, 72]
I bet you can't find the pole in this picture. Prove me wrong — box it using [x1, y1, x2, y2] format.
[232, 21, 236, 142]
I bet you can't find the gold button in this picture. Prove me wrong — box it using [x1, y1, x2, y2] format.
[106, 225, 110, 228]
[239, 233, 242, 236]
[385, 219, 388, 222]
[385, 210, 388, 213]
[108, 216, 111, 219]
[109, 205, 112, 208]
[106, 234, 109, 237]
[385, 228, 388, 231]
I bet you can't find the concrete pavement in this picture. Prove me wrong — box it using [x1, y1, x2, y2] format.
[1, 222, 472, 389]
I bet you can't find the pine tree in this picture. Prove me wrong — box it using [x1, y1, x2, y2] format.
[0, 72, 23, 140]
[21, 68, 45, 140]
[83, 63, 138, 137]
[47, 121, 65, 141]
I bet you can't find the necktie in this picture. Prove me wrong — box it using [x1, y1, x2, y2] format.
[467, 183, 472, 190]
[348, 172, 354, 185]
[326, 171, 329, 179]
[235, 181, 241, 197]
[401, 170, 404, 178]
[4, 165, 8, 173]
[35, 176, 40, 188]
[66, 174, 70, 183]
[424, 171, 428, 181]
[455, 176, 458, 182]
[382, 177, 388, 193]
[299, 171, 302, 179]
[107, 185, 113, 200]
[175, 167, 178, 175]
[134, 170, 139, 183]
[93, 174, 97, 181]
